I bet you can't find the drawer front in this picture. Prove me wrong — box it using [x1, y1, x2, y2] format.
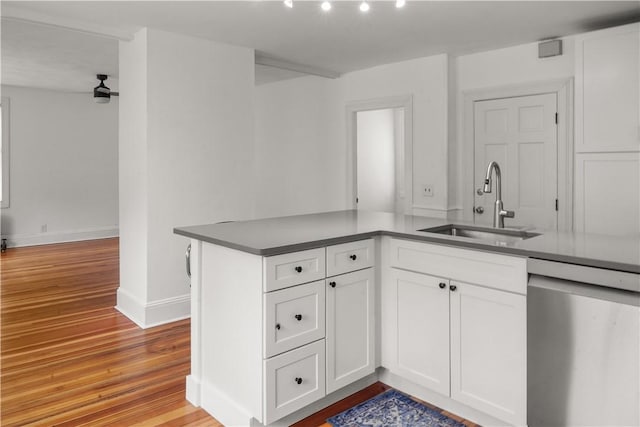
[389, 239, 527, 294]
[326, 239, 375, 277]
[264, 340, 326, 425]
[264, 280, 326, 358]
[264, 248, 326, 292]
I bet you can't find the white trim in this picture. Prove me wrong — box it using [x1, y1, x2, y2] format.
[461, 78, 574, 231]
[255, 52, 340, 80]
[411, 205, 463, 220]
[116, 288, 191, 329]
[3, 226, 118, 248]
[346, 95, 414, 214]
[1, 6, 134, 41]
[1, 97, 10, 209]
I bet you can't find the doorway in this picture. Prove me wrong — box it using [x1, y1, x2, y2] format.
[347, 95, 413, 214]
[356, 108, 404, 213]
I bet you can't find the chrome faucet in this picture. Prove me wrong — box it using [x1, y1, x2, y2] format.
[482, 161, 515, 228]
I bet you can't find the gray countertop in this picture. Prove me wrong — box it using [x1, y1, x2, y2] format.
[174, 210, 640, 274]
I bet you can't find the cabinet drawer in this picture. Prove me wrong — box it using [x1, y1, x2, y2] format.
[389, 239, 527, 294]
[264, 280, 325, 358]
[264, 340, 326, 425]
[264, 248, 326, 292]
[326, 239, 375, 277]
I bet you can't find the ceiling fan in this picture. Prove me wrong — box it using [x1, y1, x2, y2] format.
[94, 74, 119, 104]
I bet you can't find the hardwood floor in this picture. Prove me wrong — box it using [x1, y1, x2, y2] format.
[0, 239, 219, 426]
[1, 238, 478, 427]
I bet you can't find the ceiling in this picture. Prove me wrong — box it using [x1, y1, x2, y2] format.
[2, 1, 639, 91]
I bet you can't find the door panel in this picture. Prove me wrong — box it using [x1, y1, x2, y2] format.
[450, 281, 527, 426]
[326, 268, 375, 393]
[388, 268, 450, 396]
[474, 94, 558, 230]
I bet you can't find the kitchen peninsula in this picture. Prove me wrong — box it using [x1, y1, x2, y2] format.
[174, 210, 640, 427]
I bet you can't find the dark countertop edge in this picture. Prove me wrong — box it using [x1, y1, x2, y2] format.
[174, 227, 640, 274]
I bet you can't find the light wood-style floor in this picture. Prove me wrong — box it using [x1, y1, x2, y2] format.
[1, 238, 478, 427]
[0, 238, 219, 426]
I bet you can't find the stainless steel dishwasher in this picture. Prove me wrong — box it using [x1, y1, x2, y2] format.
[528, 267, 640, 427]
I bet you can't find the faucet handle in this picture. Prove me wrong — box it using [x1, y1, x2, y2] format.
[500, 209, 515, 218]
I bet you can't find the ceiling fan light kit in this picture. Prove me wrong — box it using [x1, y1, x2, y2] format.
[93, 74, 118, 104]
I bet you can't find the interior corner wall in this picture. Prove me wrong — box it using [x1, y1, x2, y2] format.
[118, 28, 256, 328]
[254, 54, 450, 219]
[0, 85, 118, 247]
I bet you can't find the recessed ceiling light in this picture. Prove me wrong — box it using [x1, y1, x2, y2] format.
[396, 0, 406, 8]
[284, 0, 293, 8]
[321, 1, 332, 11]
[359, 1, 370, 12]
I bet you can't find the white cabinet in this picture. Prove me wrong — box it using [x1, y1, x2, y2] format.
[190, 239, 376, 426]
[384, 238, 527, 426]
[326, 268, 375, 393]
[450, 281, 526, 425]
[387, 268, 449, 395]
[574, 23, 640, 235]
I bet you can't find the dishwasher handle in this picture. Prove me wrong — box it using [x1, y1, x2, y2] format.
[185, 244, 192, 279]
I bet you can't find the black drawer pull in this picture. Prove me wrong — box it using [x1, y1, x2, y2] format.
[294, 314, 302, 321]
[439, 282, 446, 289]
[275, 323, 281, 330]
[294, 266, 303, 273]
[349, 254, 357, 261]
[295, 377, 302, 385]
[450, 284, 457, 292]
[329, 281, 336, 288]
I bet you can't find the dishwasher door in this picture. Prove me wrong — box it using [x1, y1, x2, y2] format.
[528, 275, 640, 427]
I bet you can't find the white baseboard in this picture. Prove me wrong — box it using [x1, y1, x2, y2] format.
[116, 287, 190, 329]
[1, 226, 118, 248]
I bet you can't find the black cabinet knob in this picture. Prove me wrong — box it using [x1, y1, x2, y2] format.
[294, 266, 303, 273]
[275, 323, 281, 330]
[295, 377, 302, 385]
[329, 281, 336, 288]
[349, 254, 357, 261]
[439, 282, 446, 289]
[450, 284, 457, 292]
[294, 314, 302, 321]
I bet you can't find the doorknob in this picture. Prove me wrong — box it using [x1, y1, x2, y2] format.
[475, 206, 484, 214]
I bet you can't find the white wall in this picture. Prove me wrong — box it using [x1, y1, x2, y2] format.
[118, 28, 256, 327]
[0, 85, 118, 246]
[254, 54, 450, 219]
[254, 76, 341, 218]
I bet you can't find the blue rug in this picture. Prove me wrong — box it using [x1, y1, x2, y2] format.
[327, 389, 467, 427]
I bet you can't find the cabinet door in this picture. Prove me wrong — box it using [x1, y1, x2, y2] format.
[387, 268, 450, 396]
[326, 268, 375, 393]
[450, 281, 526, 426]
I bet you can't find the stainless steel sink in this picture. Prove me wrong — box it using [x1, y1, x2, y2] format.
[418, 224, 540, 245]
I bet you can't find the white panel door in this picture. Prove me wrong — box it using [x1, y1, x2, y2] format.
[474, 94, 558, 230]
[450, 281, 527, 426]
[326, 268, 375, 393]
[388, 268, 450, 396]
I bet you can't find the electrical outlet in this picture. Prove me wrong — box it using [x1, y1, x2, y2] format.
[422, 185, 434, 197]
[41, 224, 47, 233]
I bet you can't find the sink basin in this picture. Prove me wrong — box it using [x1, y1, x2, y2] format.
[418, 224, 540, 245]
